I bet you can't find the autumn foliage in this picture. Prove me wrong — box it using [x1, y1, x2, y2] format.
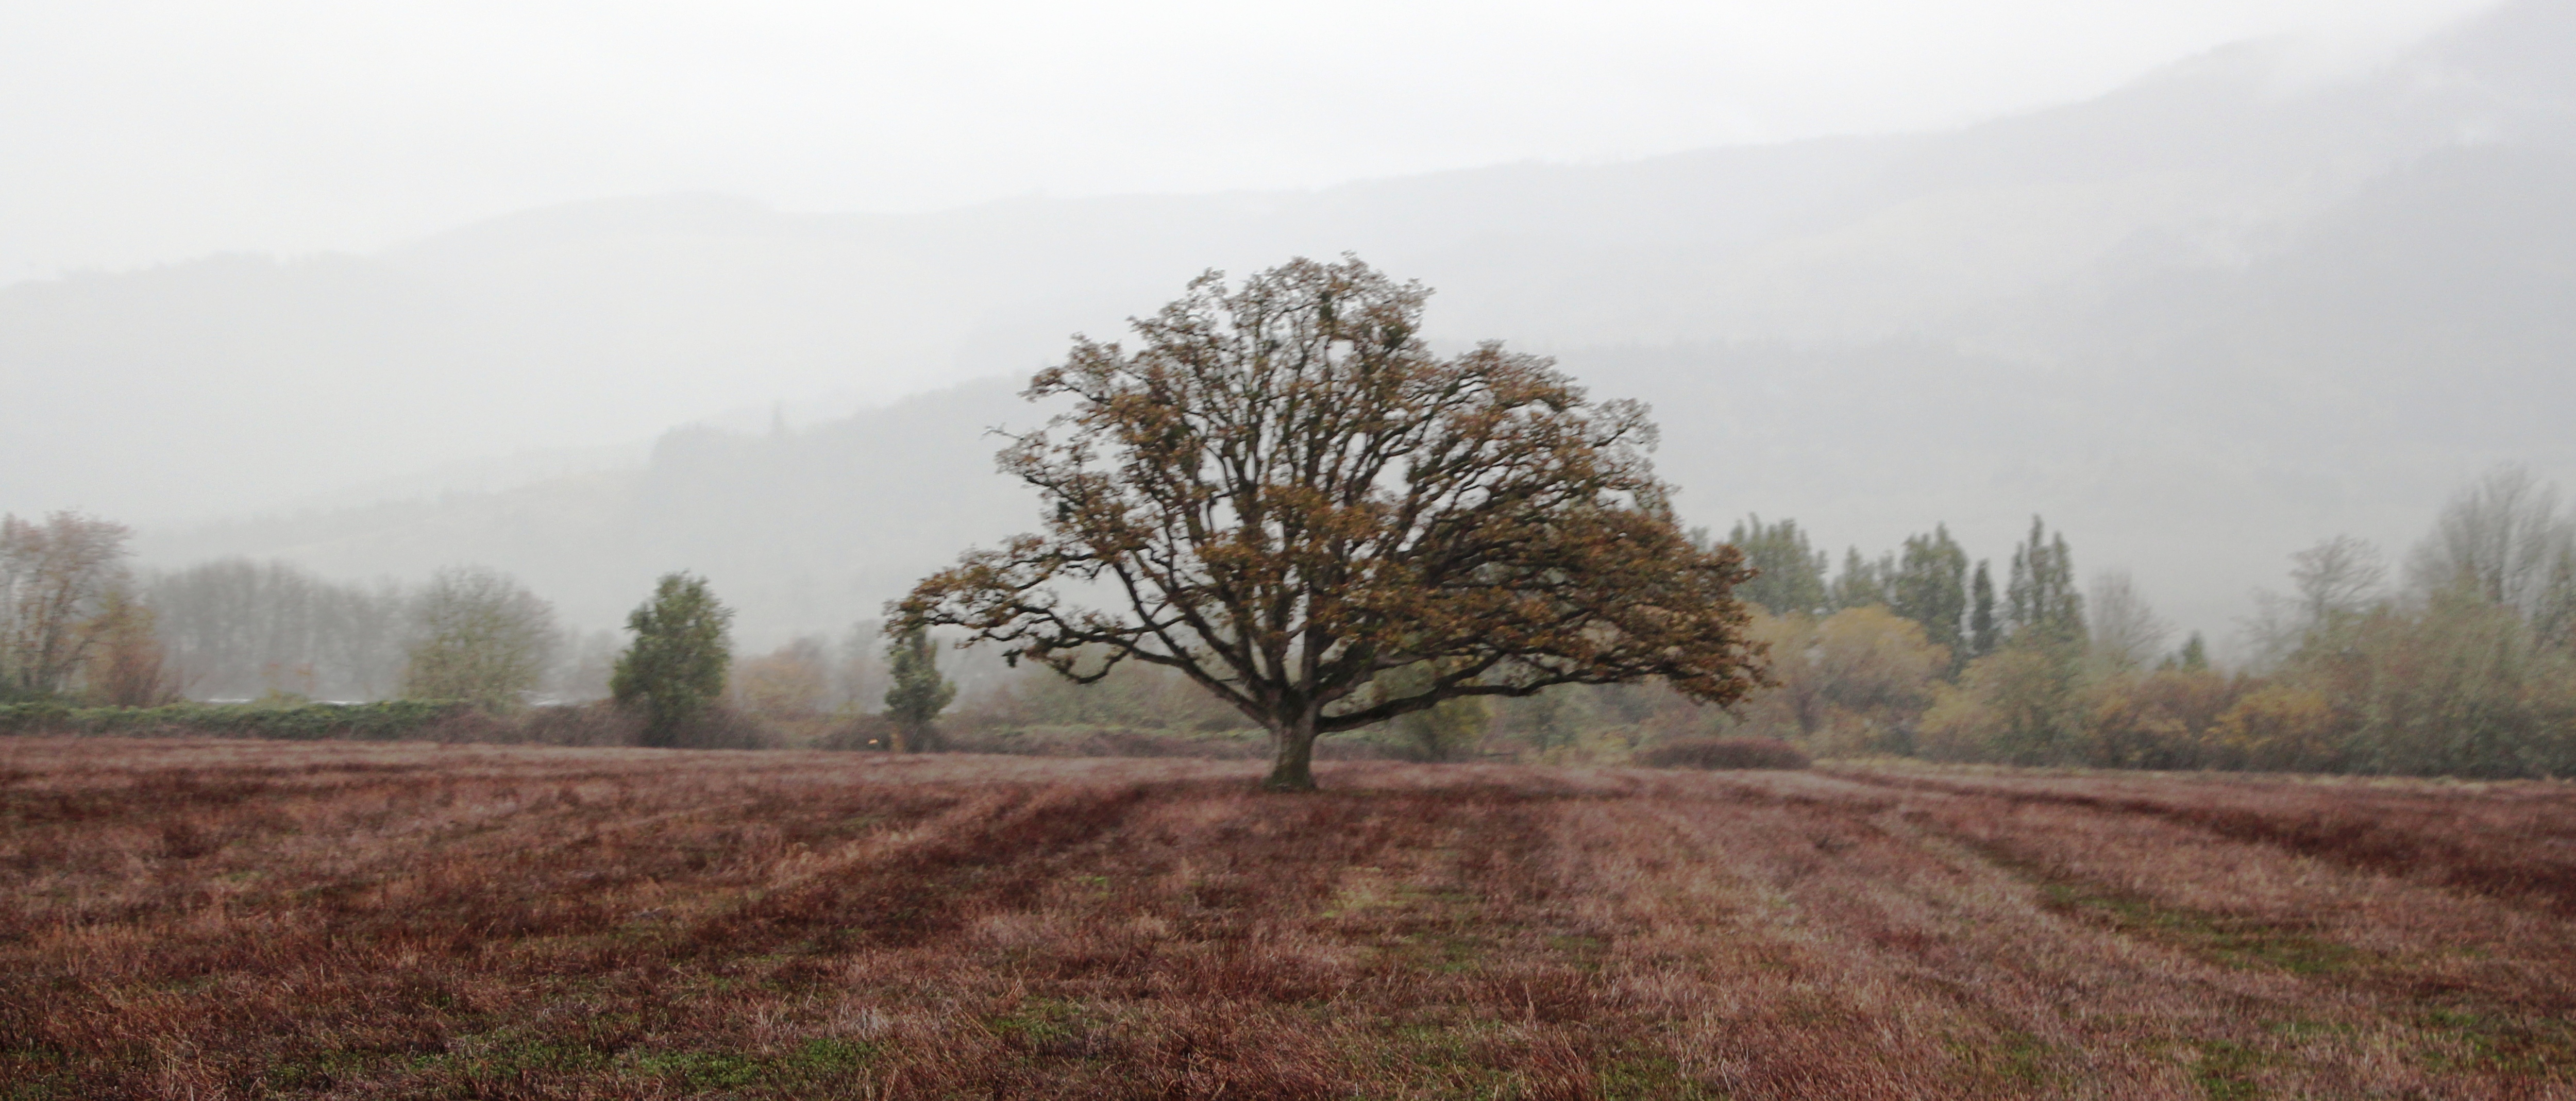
[896, 257, 1761, 791]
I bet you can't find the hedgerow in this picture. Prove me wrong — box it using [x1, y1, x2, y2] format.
[0, 700, 467, 741]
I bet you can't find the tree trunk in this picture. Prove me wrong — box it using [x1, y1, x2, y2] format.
[1262, 717, 1319, 792]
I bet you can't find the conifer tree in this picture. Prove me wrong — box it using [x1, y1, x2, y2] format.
[883, 626, 956, 752]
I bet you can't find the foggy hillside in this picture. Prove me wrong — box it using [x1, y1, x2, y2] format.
[25, 0, 2576, 648]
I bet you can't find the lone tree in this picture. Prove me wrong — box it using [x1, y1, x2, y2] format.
[882, 626, 957, 752]
[612, 572, 733, 746]
[893, 257, 1765, 791]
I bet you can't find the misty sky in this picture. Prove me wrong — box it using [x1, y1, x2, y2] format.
[2, 0, 2498, 284]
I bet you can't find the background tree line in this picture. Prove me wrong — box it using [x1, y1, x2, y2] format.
[0, 522, 964, 752]
[13, 462, 2575, 778]
[1704, 465, 2576, 778]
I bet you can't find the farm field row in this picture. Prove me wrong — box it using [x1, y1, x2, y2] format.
[2, 737, 2572, 1098]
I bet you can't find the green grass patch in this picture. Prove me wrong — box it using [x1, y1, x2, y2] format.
[1944, 1027, 2059, 1090]
[624, 1038, 881, 1091]
[1598, 1051, 1725, 1100]
[2190, 1039, 2277, 1100]
[1954, 835, 2367, 979]
[984, 996, 1092, 1055]
[2414, 1006, 2576, 1075]
[2032, 880, 2364, 976]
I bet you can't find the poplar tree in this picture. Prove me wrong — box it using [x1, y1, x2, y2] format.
[1991, 518, 2086, 763]
[1725, 515, 1829, 615]
[882, 626, 957, 752]
[2004, 516, 2084, 649]
[1828, 547, 1892, 610]
[1969, 561, 2000, 659]
[1890, 524, 1969, 673]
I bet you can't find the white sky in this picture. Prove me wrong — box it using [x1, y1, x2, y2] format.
[0, 0, 2498, 284]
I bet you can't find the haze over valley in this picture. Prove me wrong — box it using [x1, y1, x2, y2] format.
[8, 0, 2573, 651]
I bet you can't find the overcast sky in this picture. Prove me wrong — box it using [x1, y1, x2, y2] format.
[1, 0, 2499, 284]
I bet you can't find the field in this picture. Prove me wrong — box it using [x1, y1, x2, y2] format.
[3, 739, 2573, 1099]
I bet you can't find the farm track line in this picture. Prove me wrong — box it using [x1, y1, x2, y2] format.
[1824, 767, 2576, 917]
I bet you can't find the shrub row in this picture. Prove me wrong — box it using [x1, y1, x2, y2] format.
[1636, 736, 1813, 771]
[0, 701, 470, 741]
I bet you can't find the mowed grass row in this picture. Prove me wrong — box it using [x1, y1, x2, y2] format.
[2, 739, 2572, 1099]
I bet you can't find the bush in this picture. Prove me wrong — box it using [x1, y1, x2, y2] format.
[817, 713, 901, 751]
[941, 725, 1271, 759]
[646, 704, 771, 750]
[513, 702, 645, 747]
[1637, 736, 1811, 771]
[0, 700, 467, 740]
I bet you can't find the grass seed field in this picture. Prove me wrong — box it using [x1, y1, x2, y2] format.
[3, 738, 2574, 1099]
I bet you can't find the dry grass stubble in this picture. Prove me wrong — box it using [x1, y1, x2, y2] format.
[1, 739, 2571, 1098]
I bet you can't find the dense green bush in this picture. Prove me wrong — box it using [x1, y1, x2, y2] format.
[1637, 736, 1812, 771]
[0, 700, 468, 741]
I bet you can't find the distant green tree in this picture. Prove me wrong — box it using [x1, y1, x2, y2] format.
[1965, 645, 2088, 765]
[1377, 657, 1492, 761]
[1889, 524, 1968, 672]
[1725, 514, 1828, 615]
[1829, 547, 1891, 611]
[883, 626, 956, 752]
[2176, 631, 2209, 671]
[2005, 516, 2084, 649]
[612, 572, 734, 747]
[1510, 685, 1581, 754]
[1952, 518, 2089, 764]
[1969, 560, 1999, 659]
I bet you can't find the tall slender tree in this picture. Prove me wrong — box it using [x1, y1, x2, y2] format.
[882, 626, 957, 752]
[1726, 515, 1829, 615]
[2004, 516, 2084, 649]
[1889, 524, 1969, 674]
[1968, 560, 2000, 659]
[1829, 547, 1892, 611]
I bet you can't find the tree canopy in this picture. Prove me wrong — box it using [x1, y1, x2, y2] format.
[0, 512, 132, 700]
[894, 256, 1764, 790]
[401, 565, 557, 712]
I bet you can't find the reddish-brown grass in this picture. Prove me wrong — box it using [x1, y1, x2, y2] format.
[2, 739, 2571, 1098]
